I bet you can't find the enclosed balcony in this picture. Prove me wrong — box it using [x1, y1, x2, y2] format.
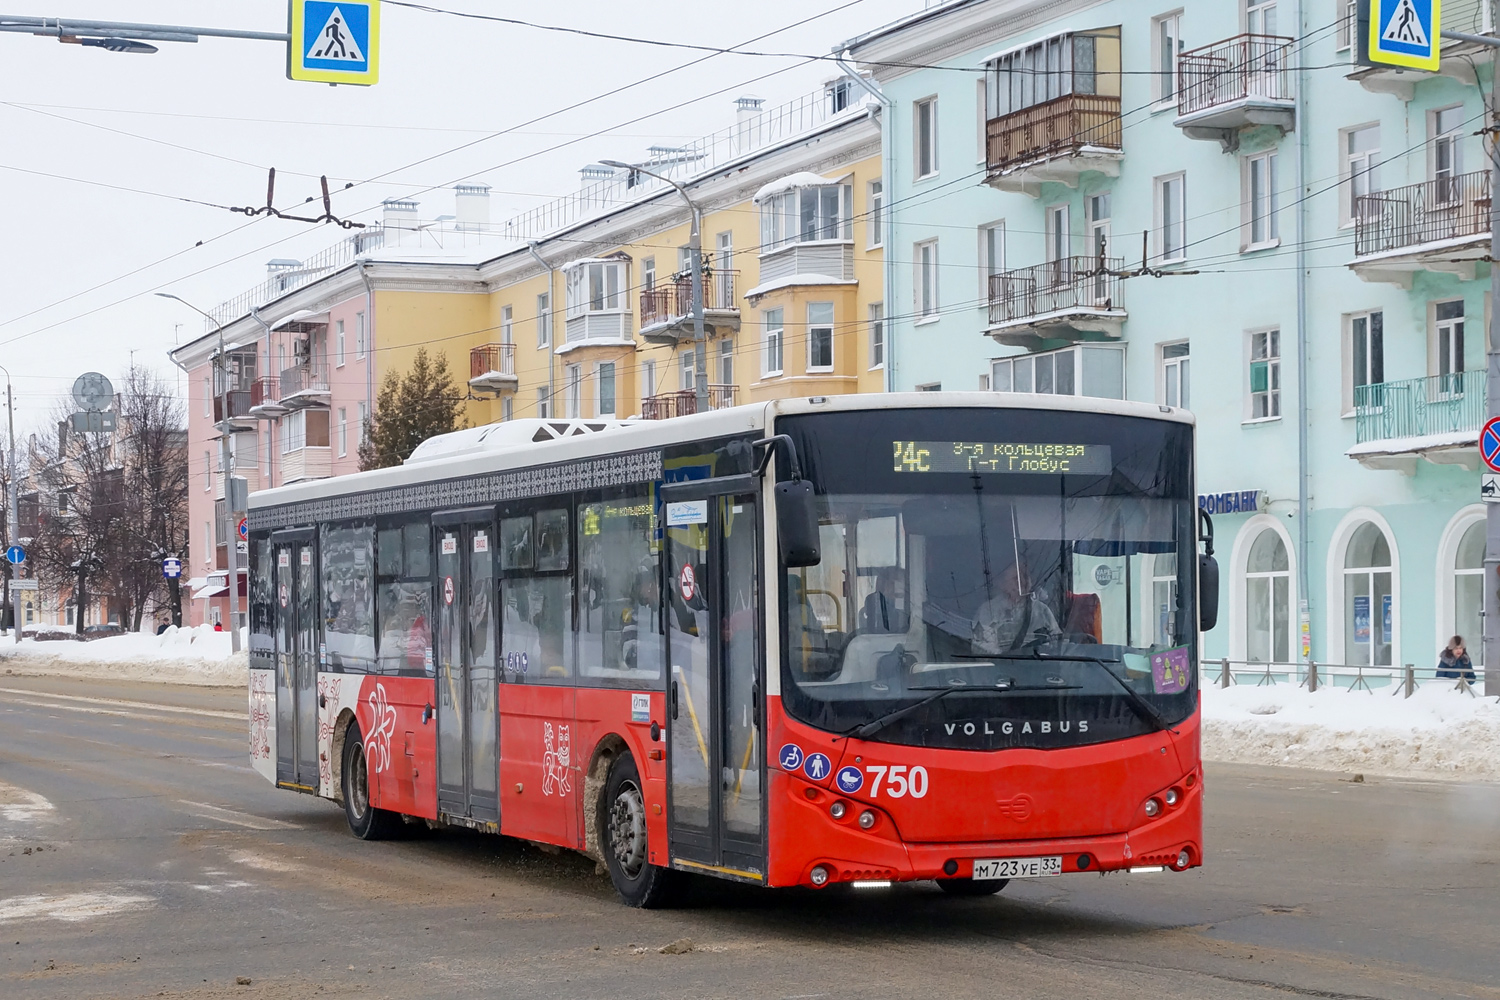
[986, 257, 1126, 349]
[641, 385, 737, 420]
[982, 28, 1122, 196]
[562, 257, 634, 351]
[248, 375, 287, 418]
[639, 270, 740, 345]
[213, 389, 255, 429]
[468, 343, 517, 395]
[1174, 34, 1295, 151]
[279, 363, 331, 408]
[1350, 171, 1490, 286]
[1347, 372, 1486, 473]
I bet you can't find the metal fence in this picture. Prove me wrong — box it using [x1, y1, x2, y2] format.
[985, 93, 1122, 173]
[1177, 33, 1295, 117]
[1353, 370, 1486, 444]
[469, 343, 516, 379]
[1199, 657, 1489, 697]
[641, 385, 737, 420]
[988, 256, 1123, 327]
[1353, 169, 1490, 257]
[639, 271, 738, 328]
[206, 232, 385, 330]
[279, 363, 329, 399]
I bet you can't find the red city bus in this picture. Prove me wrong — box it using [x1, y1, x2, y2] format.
[247, 393, 1217, 905]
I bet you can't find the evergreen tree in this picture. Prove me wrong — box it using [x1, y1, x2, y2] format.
[358, 348, 465, 470]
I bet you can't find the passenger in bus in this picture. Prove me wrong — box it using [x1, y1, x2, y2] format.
[859, 569, 908, 634]
[971, 563, 1059, 654]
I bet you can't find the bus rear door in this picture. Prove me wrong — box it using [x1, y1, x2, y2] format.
[272, 530, 319, 792]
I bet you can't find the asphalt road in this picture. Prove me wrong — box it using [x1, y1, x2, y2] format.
[1, 673, 1497, 1000]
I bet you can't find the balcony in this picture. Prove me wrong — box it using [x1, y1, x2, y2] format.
[468, 343, 518, 394]
[1350, 171, 1490, 286]
[213, 389, 255, 428]
[248, 376, 287, 418]
[279, 364, 331, 408]
[639, 271, 740, 345]
[1348, 372, 1486, 473]
[984, 94, 1123, 196]
[280, 446, 332, 484]
[641, 385, 738, 420]
[1174, 34, 1295, 151]
[986, 257, 1126, 349]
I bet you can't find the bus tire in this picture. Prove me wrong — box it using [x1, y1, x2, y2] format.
[937, 877, 1008, 896]
[599, 753, 676, 908]
[342, 721, 399, 841]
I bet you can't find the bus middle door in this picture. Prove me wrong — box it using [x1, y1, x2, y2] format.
[272, 530, 319, 792]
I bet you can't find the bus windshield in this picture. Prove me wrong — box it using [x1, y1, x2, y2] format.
[777, 407, 1198, 750]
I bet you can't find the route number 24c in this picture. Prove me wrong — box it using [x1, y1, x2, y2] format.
[866, 765, 929, 798]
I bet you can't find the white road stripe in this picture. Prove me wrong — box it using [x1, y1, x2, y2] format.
[175, 800, 301, 831]
[0, 687, 244, 720]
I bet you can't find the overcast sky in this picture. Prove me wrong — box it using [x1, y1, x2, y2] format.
[0, 0, 918, 434]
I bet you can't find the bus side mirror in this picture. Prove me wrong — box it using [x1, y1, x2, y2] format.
[1198, 554, 1220, 632]
[775, 481, 821, 568]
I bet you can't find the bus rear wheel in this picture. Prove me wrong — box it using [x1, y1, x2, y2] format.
[342, 721, 400, 841]
[599, 753, 676, 908]
[937, 877, 1008, 896]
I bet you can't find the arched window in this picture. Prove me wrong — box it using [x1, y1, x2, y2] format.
[1245, 529, 1289, 663]
[1344, 522, 1393, 667]
[1454, 520, 1483, 664]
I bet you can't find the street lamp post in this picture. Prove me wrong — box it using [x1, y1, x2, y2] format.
[0, 365, 18, 644]
[157, 293, 241, 653]
[599, 161, 709, 414]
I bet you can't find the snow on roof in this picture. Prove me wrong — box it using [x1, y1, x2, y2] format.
[742, 273, 858, 299]
[753, 171, 845, 203]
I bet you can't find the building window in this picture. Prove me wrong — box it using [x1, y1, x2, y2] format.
[1045, 204, 1070, 262]
[1435, 300, 1465, 385]
[565, 260, 627, 317]
[985, 30, 1119, 119]
[1343, 522, 1394, 668]
[1245, 528, 1290, 664]
[642, 360, 658, 398]
[1342, 124, 1381, 225]
[596, 362, 616, 417]
[763, 308, 784, 376]
[869, 303, 885, 369]
[1248, 329, 1281, 419]
[565, 364, 582, 418]
[335, 319, 346, 367]
[1336, 0, 1357, 50]
[991, 345, 1125, 399]
[1432, 105, 1466, 202]
[1161, 342, 1190, 408]
[867, 179, 884, 248]
[1087, 193, 1111, 259]
[536, 292, 551, 348]
[980, 222, 1005, 298]
[1152, 11, 1183, 104]
[355, 311, 367, 359]
[536, 385, 551, 419]
[916, 382, 942, 392]
[281, 409, 330, 453]
[915, 97, 938, 178]
[502, 396, 513, 421]
[718, 339, 734, 386]
[915, 239, 939, 319]
[642, 257, 655, 292]
[203, 451, 212, 491]
[758, 182, 854, 251]
[203, 377, 211, 418]
[356, 402, 366, 452]
[1246, 0, 1278, 34]
[1347, 310, 1384, 411]
[807, 302, 834, 371]
[337, 407, 348, 457]
[680, 349, 696, 391]
[1155, 172, 1187, 262]
[1245, 151, 1279, 248]
[1455, 519, 1484, 663]
[501, 305, 513, 345]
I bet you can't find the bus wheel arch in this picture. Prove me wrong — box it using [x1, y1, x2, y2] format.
[583, 734, 630, 863]
[330, 708, 358, 805]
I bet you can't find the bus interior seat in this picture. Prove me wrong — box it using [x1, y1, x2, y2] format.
[1064, 592, 1102, 642]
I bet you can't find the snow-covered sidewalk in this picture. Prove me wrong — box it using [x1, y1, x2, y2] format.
[0, 625, 248, 687]
[1203, 681, 1500, 782]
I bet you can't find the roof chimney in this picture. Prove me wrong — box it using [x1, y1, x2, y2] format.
[454, 184, 490, 230]
[579, 164, 615, 187]
[735, 96, 765, 152]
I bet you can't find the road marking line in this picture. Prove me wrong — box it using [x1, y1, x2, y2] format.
[176, 800, 301, 831]
[0, 686, 245, 720]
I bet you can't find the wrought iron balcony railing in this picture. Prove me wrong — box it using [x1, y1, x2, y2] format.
[985, 94, 1122, 173]
[213, 390, 253, 423]
[1354, 170, 1490, 258]
[987, 257, 1123, 327]
[1354, 371, 1486, 444]
[470, 343, 516, 380]
[641, 385, 738, 420]
[1177, 34, 1294, 117]
[279, 363, 330, 400]
[639, 270, 738, 329]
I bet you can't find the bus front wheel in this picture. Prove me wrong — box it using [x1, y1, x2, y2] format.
[342, 721, 400, 841]
[599, 753, 677, 908]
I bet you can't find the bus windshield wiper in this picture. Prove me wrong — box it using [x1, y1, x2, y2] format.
[990, 652, 1176, 734]
[837, 680, 1079, 743]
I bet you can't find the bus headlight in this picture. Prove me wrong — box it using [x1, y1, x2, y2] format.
[829, 801, 847, 820]
[858, 809, 877, 830]
[810, 865, 830, 886]
[1143, 798, 1162, 818]
[1164, 788, 1180, 807]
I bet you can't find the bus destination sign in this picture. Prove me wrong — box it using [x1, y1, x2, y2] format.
[893, 441, 1112, 475]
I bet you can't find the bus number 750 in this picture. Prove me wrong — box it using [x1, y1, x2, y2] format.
[865, 765, 929, 799]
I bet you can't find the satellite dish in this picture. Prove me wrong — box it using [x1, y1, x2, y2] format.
[71, 372, 114, 413]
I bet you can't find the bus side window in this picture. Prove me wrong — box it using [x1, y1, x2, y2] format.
[500, 508, 574, 684]
[577, 491, 661, 685]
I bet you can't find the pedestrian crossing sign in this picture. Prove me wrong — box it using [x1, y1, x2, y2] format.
[1367, 0, 1441, 71]
[288, 0, 380, 85]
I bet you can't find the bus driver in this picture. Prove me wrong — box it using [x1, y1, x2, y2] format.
[972, 563, 1058, 654]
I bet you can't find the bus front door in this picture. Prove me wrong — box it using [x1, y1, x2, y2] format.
[433, 511, 500, 825]
[665, 489, 765, 881]
[273, 532, 319, 791]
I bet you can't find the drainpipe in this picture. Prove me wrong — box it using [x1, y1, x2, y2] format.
[250, 306, 273, 488]
[360, 263, 375, 435]
[526, 243, 555, 417]
[836, 53, 896, 392]
[1293, 0, 1312, 669]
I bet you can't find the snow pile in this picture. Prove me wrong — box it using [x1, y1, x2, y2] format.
[1203, 682, 1500, 781]
[0, 625, 248, 687]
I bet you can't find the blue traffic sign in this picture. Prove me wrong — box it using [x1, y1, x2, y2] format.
[1481, 417, 1500, 472]
[777, 743, 804, 771]
[289, 1, 381, 86]
[1368, 0, 1440, 72]
[4, 545, 24, 566]
[162, 557, 182, 580]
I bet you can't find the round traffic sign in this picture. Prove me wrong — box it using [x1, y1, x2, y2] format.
[238, 517, 249, 540]
[4, 545, 24, 566]
[1483, 417, 1500, 473]
[161, 557, 182, 579]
